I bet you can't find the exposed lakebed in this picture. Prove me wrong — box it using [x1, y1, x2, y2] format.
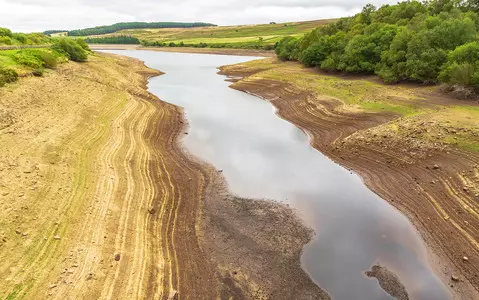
[103, 50, 450, 300]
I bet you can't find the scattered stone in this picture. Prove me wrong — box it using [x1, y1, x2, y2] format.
[53, 235, 61, 240]
[184, 132, 188, 135]
[48, 284, 57, 289]
[1, 192, 9, 196]
[15, 229, 21, 235]
[188, 178, 192, 181]
[463, 187, 469, 192]
[86, 273, 94, 280]
[22, 232, 28, 237]
[433, 165, 440, 170]
[463, 256, 469, 262]
[148, 208, 156, 214]
[114, 254, 121, 261]
[451, 275, 460, 282]
[218, 169, 223, 173]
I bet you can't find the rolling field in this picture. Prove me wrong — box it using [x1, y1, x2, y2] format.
[87, 19, 334, 47]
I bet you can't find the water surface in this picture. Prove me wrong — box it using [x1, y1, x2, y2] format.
[104, 50, 450, 300]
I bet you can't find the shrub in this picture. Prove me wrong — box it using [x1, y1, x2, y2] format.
[75, 38, 91, 52]
[0, 36, 12, 45]
[0, 68, 18, 87]
[12, 49, 58, 69]
[52, 38, 88, 62]
[13, 50, 44, 69]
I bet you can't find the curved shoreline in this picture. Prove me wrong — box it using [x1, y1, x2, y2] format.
[219, 61, 479, 299]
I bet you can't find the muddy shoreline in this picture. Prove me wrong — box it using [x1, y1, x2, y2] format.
[90, 44, 275, 57]
[219, 64, 479, 299]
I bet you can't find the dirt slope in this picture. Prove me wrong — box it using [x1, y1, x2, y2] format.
[0, 53, 325, 299]
[220, 60, 479, 299]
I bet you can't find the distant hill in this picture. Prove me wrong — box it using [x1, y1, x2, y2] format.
[44, 22, 217, 37]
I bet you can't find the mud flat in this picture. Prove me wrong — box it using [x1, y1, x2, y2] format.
[220, 58, 479, 299]
[89, 44, 275, 57]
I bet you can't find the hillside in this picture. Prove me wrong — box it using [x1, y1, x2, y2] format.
[85, 19, 335, 49]
[44, 22, 217, 37]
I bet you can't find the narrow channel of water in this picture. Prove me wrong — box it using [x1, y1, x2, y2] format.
[104, 50, 450, 300]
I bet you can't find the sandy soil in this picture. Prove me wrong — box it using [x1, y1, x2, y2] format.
[220, 61, 479, 299]
[0, 53, 325, 299]
[89, 44, 275, 57]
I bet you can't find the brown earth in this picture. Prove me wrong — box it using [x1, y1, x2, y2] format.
[89, 44, 275, 57]
[0, 52, 325, 299]
[365, 265, 409, 300]
[220, 61, 479, 299]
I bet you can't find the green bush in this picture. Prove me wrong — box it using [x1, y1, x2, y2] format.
[12, 49, 58, 69]
[0, 27, 13, 37]
[439, 41, 479, 89]
[0, 36, 12, 45]
[0, 68, 18, 87]
[13, 50, 44, 69]
[75, 38, 91, 52]
[52, 38, 88, 62]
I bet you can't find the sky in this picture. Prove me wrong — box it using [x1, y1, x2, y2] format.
[1, 0, 398, 32]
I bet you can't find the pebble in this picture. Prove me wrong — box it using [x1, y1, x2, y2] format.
[48, 284, 57, 289]
[451, 275, 460, 282]
[53, 235, 61, 240]
[114, 254, 121, 261]
[463, 256, 469, 262]
[433, 164, 440, 170]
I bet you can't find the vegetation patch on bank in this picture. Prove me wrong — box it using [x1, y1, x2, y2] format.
[0, 28, 91, 86]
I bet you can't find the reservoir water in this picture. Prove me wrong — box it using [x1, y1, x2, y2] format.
[103, 50, 450, 300]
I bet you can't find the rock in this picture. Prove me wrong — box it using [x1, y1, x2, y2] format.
[53, 235, 61, 240]
[15, 229, 21, 235]
[86, 272, 94, 280]
[48, 284, 57, 289]
[114, 254, 121, 261]
[433, 164, 440, 170]
[148, 208, 156, 214]
[463, 187, 469, 192]
[463, 256, 469, 262]
[184, 132, 188, 135]
[218, 169, 223, 173]
[22, 232, 28, 237]
[451, 275, 460, 282]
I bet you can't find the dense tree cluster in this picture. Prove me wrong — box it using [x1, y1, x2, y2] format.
[275, 0, 479, 91]
[46, 22, 217, 37]
[84, 36, 140, 44]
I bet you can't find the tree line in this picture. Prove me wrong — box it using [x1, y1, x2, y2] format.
[45, 22, 217, 37]
[84, 36, 140, 44]
[275, 0, 479, 93]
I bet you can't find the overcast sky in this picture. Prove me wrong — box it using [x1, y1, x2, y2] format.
[1, 0, 398, 32]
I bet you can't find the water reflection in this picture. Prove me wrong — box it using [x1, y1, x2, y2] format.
[103, 50, 450, 300]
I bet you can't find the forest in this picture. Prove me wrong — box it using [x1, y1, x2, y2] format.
[45, 22, 217, 36]
[275, 0, 479, 93]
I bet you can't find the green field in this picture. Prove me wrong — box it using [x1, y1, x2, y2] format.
[86, 19, 334, 49]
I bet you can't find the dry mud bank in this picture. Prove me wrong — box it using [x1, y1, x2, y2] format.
[0, 53, 324, 299]
[89, 44, 275, 57]
[220, 58, 479, 299]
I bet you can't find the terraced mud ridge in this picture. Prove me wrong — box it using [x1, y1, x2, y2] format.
[0, 53, 324, 299]
[220, 59, 479, 299]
